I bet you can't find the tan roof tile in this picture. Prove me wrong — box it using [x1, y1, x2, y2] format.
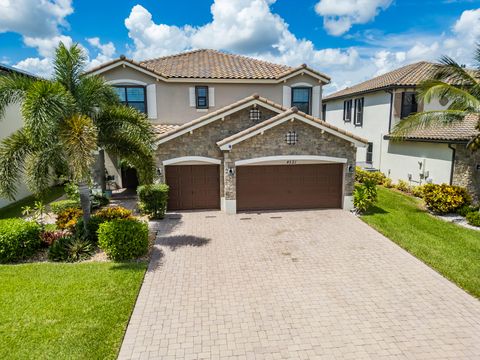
[153, 124, 180, 135]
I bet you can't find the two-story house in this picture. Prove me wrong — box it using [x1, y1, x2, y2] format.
[0, 64, 36, 208]
[323, 61, 479, 201]
[88, 49, 367, 213]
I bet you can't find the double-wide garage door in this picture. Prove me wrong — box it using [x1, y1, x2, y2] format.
[165, 163, 343, 212]
[237, 164, 343, 211]
[166, 165, 220, 210]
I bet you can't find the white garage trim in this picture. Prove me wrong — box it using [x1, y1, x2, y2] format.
[235, 155, 348, 166]
[163, 156, 221, 166]
[106, 79, 148, 86]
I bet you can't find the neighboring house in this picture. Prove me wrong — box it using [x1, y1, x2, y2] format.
[88, 49, 367, 213]
[0, 64, 36, 208]
[323, 61, 480, 201]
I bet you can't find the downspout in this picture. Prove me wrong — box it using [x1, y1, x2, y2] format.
[448, 144, 456, 185]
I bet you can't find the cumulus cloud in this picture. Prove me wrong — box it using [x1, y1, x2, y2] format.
[314, 0, 393, 36]
[86, 37, 117, 69]
[0, 0, 73, 38]
[14, 57, 52, 78]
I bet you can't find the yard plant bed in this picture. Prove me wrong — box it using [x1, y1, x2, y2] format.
[0, 262, 146, 359]
[362, 187, 480, 298]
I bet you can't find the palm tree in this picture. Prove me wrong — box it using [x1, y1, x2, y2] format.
[0, 43, 155, 227]
[392, 46, 480, 151]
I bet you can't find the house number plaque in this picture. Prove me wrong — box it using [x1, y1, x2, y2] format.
[286, 160, 297, 165]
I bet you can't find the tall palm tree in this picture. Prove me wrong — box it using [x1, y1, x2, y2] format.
[392, 46, 480, 151]
[0, 43, 155, 227]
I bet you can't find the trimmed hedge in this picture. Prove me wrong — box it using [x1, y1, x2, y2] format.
[50, 199, 80, 215]
[77, 206, 133, 243]
[98, 219, 149, 261]
[0, 218, 41, 262]
[137, 184, 169, 219]
[422, 183, 470, 214]
[466, 211, 480, 227]
[355, 167, 387, 185]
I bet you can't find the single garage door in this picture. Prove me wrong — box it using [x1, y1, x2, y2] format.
[165, 165, 220, 210]
[236, 164, 343, 211]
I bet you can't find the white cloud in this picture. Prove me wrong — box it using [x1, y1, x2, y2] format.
[0, 0, 73, 37]
[315, 0, 393, 36]
[14, 57, 52, 78]
[24, 35, 73, 58]
[86, 37, 117, 69]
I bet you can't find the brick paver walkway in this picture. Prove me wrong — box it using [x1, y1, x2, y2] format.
[119, 210, 480, 359]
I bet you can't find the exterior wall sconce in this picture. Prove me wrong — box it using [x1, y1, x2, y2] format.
[227, 167, 235, 176]
[156, 167, 162, 176]
[348, 165, 354, 173]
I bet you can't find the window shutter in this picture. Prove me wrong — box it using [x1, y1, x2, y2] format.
[393, 92, 403, 118]
[146, 84, 157, 119]
[417, 99, 424, 113]
[312, 86, 321, 117]
[189, 87, 196, 107]
[282, 86, 291, 108]
[208, 87, 215, 107]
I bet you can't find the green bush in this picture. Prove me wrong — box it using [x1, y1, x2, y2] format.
[50, 199, 80, 215]
[353, 180, 378, 214]
[422, 183, 471, 214]
[137, 184, 169, 219]
[355, 167, 386, 185]
[412, 185, 426, 198]
[56, 208, 83, 231]
[76, 206, 133, 243]
[395, 180, 412, 193]
[0, 219, 41, 262]
[457, 204, 479, 217]
[48, 235, 93, 262]
[64, 182, 80, 201]
[98, 219, 148, 261]
[466, 211, 480, 227]
[382, 177, 393, 188]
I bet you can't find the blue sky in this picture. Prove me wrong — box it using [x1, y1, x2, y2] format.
[1, 0, 479, 91]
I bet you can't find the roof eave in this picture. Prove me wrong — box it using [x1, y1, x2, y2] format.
[323, 85, 420, 102]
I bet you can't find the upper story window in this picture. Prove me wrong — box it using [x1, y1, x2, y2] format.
[291, 87, 311, 114]
[195, 86, 209, 109]
[401, 92, 418, 119]
[322, 103, 327, 121]
[343, 99, 352, 122]
[114, 86, 146, 113]
[354, 97, 364, 126]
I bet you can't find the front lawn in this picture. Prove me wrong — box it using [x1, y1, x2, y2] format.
[0, 262, 146, 359]
[362, 187, 480, 298]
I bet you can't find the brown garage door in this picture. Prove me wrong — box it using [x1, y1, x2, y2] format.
[165, 165, 220, 210]
[236, 164, 343, 211]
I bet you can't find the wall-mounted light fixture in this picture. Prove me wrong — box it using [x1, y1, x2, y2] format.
[227, 167, 235, 176]
[156, 167, 162, 176]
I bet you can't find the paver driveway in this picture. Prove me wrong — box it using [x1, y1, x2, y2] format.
[119, 210, 480, 360]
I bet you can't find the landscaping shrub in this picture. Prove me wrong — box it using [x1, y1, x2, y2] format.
[395, 180, 412, 193]
[56, 208, 83, 231]
[98, 219, 148, 260]
[382, 177, 393, 188]
[355, 167, 386, 185]
[91, 194, 109, 209]
[64, 182, 80, 201]
[40, 230, 69, 247]
[353, 180, 378, 214]
[76, 206, 133, 242]
[48, 235, 94, 262]
[137, 184, 169, 219]
[50, 199, 80, 215]
[0, 219, 41, 262]
[422, 183, 471, 214]
[466, 211, 480, 227]
[412, 185, 426, 198]
[456, 204, 479, 217]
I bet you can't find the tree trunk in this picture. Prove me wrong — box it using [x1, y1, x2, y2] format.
[78, 182, 91, 231]
[98, 149, 106, 193]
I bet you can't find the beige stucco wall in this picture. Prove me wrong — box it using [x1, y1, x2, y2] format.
[99, 65, 322, 125]
[0, 102, 32, 208]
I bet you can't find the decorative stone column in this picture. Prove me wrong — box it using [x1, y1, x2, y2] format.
[223, 152, 237, 214]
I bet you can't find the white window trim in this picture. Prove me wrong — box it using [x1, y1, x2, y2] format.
[106, 79, 148, 86]
[290, 82, 313, 88]
[235, 155, 348, 166]
[163, 156, 221, 166]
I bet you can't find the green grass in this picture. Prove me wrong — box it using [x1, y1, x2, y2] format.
[362, 187, 480, 298]
[0, 186, 65, 219]
[0, 262, 147, 359]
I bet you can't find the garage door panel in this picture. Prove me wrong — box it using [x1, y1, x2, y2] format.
[236, 164, 342, 211]
[166, 165, 220, 211]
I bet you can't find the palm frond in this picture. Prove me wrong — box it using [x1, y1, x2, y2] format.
[53, 43, 87, 95]
[76, 75, 119, 116]
[0, 128, 32, 200]
[434, 55, 479, 87]
[391, 110, 467, 139]
[0, 72, 35, 121]
[417, 80, 480, 112]
[59, 114, 98, 182]
[24, 151, 55, 196]
[474, 43, 480, 70]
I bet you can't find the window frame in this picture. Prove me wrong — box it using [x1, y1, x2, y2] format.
[322, 103, 327, 121]
[343, 99, 353, 122]
[354, 97, 364, 126]
[366, 142, 373, 164]
[195, 86, 209, 109]
[291, 87, 312, 115]
[401, 92, 418, 119]
[113, 85, 147, 114]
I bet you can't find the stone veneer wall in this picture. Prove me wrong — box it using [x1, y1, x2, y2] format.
[453, 145, 480, 203]
[155, 105, 278, 196]
[223, 120, 357, 201]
